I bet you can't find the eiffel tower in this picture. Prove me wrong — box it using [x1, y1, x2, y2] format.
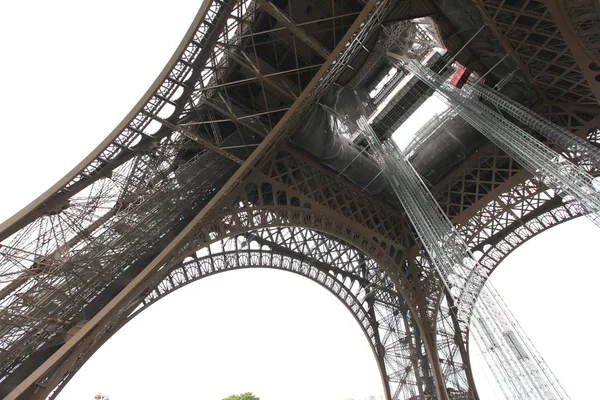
[1, 1, 599, 399]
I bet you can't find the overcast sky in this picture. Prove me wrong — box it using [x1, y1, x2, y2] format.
[0, 2, 598, 399]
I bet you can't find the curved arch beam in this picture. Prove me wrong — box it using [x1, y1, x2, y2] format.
[468, 122, 600, 280]
[0, 191, 424, 400]
[444, 120, 599, 318]
[179, 205, 423, 314]
[461, 176, 582, 293]
[44, 231, 433, 400]
[139, 253, 394, 398]
[545, 0, 600, 102]
[0, 0, 234, 240]
[1, 3, 404, 396]
[476, 195, 579, 277]
[140, 233, 436, 399]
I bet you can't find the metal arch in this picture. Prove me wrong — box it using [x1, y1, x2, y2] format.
[1, 2, 401, 396]
[433, 157, 587, 336]
[172, 166, 442, 332]
[40, 229, 435, 400]
[246, 150, 445, 331]
[0, 0, 233, 240]
[6, 196, 432, 400]
[453, 123, 600, 299]
[177, 205, 417, 314]
[442, 177, 583, 399]
[430, 127, 600, 396]
[136, 253, 377, 331]
[431, 113, 600, 311]
[141, 228, 439, 400]
[468, 179, 582, 281]
[137, 249, 398, 400]
[419, 95, 600, 398]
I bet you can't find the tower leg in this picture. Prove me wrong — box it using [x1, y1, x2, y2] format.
[422, 330, 450, 400]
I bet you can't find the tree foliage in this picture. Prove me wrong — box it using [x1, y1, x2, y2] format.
[222, 392, 260, 400]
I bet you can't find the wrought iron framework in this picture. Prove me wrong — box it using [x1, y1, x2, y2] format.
[473, 0, 600, 103]
[0, 0, 599, 399]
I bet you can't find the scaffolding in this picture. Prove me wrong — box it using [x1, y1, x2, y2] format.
[397, 56, 600, 230]
[355, 114, 570, 399]
[467, 81, 600, 171]
[319, 33, 578, 394]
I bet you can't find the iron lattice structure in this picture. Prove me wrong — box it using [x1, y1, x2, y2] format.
[0, 0, 598, 399]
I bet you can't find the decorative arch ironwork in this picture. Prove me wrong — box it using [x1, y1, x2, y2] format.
[171, 169, 442, 330]
[459, 128, 600, 303]
[43, 227, 446, 400]
[137, 231, 433, 400]
[432, 125, 600, 330]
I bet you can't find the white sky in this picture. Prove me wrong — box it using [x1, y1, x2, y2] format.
[0, 2, 598, 399]
[392, 95, 448, 150]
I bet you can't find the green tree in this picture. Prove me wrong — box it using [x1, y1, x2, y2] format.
[222, 392, 260, 400]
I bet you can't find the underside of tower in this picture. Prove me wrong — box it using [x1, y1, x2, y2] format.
[0, 0, 598, 399]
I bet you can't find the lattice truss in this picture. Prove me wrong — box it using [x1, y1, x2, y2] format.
[35, 225, 442, 400]
[144, 228, 437, 400]
[2, 0, 597, 398]
[352, 17, 600, 390]
[435, 294, 473, 399]
[259, 82, 590, 398]
[9, 138, 473, 400]
[375, 6, 600, 387]
[431, 110, 600, 294]
[477, 0, 599, 104]
[439, 140, 600, 286]
[349, 18, 441, 94]
[389, 42, 599, 288]
[359, 91, 573, 399]
[296, 100, 477, 397]
[411, 253, 474, 399]
[0, 0, 458, 398]
[380, 12, 600, 393]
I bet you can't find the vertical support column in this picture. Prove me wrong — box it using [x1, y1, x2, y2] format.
[397, 306, 428, 399]
[421, 326, 451, 400]
[406, 253, 450, 400]
[365, 291, 394, 400]
[444, 293, 480, 399]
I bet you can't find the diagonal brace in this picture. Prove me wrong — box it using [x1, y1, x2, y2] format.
[150, 115, 244, 164]
[255, 0, 330, 59]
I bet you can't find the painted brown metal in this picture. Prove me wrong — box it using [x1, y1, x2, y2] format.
[1, 0, 599, 398]
[2, 1, 396, 398]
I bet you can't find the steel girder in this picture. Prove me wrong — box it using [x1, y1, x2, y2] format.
[473, 0, 600, 104]
[4, 0, 598, 398]
[2, 1, 452, 398]
[36, 226, 442, 400]
[433, 116, 600, 309]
